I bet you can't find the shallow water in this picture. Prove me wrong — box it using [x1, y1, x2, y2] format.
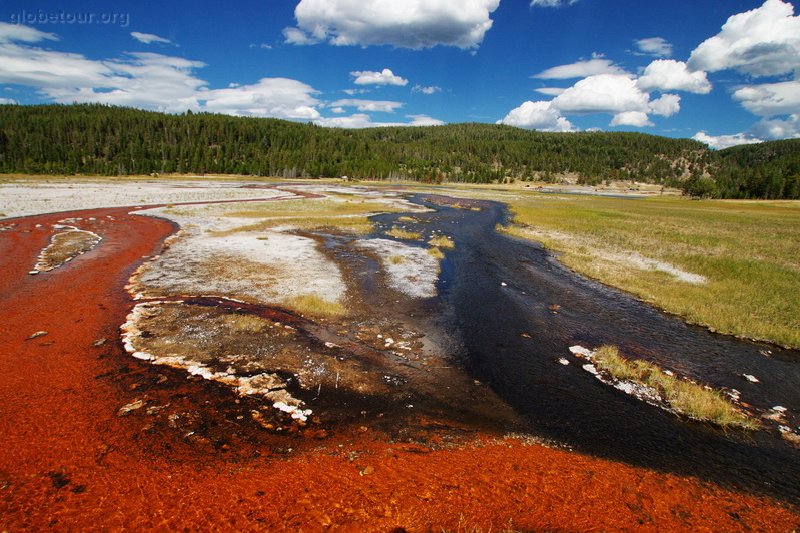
[372, 194, 800, 502]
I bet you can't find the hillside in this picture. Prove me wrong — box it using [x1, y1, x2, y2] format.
[1, 104, 798, 199]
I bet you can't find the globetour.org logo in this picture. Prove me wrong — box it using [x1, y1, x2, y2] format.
[9, 9, 131, 28]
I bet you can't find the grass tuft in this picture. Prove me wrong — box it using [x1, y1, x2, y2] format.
[283, 294, 347, 319]
[225, 313, 268, 333]
[386, 227, 422, 240]
[389, 254, 405, 265]
[427, 247, 445, 260]
[592, 346, 759, 430]
[428, 235, 455, 249]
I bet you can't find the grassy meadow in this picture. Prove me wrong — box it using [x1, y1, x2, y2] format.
[495, 193, 800, 349]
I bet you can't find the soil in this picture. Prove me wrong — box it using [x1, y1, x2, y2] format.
[1, 203, 799, 531]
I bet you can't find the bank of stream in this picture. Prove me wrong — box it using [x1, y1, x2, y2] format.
[370, 193, 800, 503]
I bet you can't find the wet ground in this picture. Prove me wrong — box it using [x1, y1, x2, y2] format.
[1, 186, 799, 530]
[376, 193, 800, 503]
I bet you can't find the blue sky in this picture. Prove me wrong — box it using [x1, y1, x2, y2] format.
[1, 0, 798, 148]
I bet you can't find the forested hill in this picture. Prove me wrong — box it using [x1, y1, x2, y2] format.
[1, 104, 798, 199]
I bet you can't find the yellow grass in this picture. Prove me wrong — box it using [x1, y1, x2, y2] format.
[427, 247, 445, 260]
[386, 227, 422, 240]
[500, 194, 800, 349]
[283, 294, 347, 319]
[209, 198, 402, 236]
[428, 235, 455, 249]
[592, 346, 759, 430]
[225, 313, 268, 333]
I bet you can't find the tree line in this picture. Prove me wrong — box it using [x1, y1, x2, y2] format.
[0, 104, 798, 199]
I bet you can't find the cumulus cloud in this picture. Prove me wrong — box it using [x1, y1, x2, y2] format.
[502, 74, 682, 130]
[530, 0, 579, 7]
[648, 93, 681, 117]
[0, 22, 57, 43]
[351, 68, 408, 86]
[634, 37, 673, 57]
[412, 84, 442, 95]
[610, 111, 652, 127]
[533, 58, 627, 79]
[692, 131, 764, 150]
[751, 114, 800, 139]
[688, 0, 800, 77]
[733, 80, 800, 117]
[201, 78, 321, 119]
[131, 32, 173, 45]
[496, 100, 574, 131]
[284, 0, 500, 50]
[314, 113, 444, 128]
[552, 74, 648, 114]
[636, 60, 712, 94]
[329, 98, 403, 113]
[0, 97, 18, 105]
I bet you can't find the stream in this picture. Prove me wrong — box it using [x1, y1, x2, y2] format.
[371, 193, 800, 502]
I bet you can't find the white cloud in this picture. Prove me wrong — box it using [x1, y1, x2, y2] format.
[751, 114, 800, 139]
[0, 26, 322, 120]
[693, 131, 764, 150]
[249, 43, 273, 50]
[343, 88, 370, 95]
[504, 73, 683, 130]
[202, 78, 321, 119]
[351, 68, 408, 86]
[0, 42, 121, 89]
[496, 100, 575, 131]
[610, 111, 653, 127]
[530, 0, 579, 7]
[535, 87, 566, 96]
[688, 0, 800, 77]
[534, 58, 628, 79]
[282, 26, 319, 46]
[634, 37, 673, 57]
[130, 32, 173, 45]
[412, 84, 442, 95]
[329, 98, 403, 113]
[330, 106, 346, 114]
[284, 0, 500, 50]
[406, 114, 446, 126]
[648, 93, 681, 117]
[733, 80, 800, 117]
[0, 22, 57, 43]
[552, 74, 647, 114]
[636, 60, 712, 94]
[0, 97, 17, 105]
[314, 113, 444, 128]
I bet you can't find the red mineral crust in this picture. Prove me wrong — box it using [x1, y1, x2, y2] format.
[0, 206, 798, 532]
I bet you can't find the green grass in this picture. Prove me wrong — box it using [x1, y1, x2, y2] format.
[389, 254, 405, 265]
[592, 346, 759, 430]
[500, 194, 800, 348]
[386, 226, 422, 240]
[428, 235, 455, 249]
